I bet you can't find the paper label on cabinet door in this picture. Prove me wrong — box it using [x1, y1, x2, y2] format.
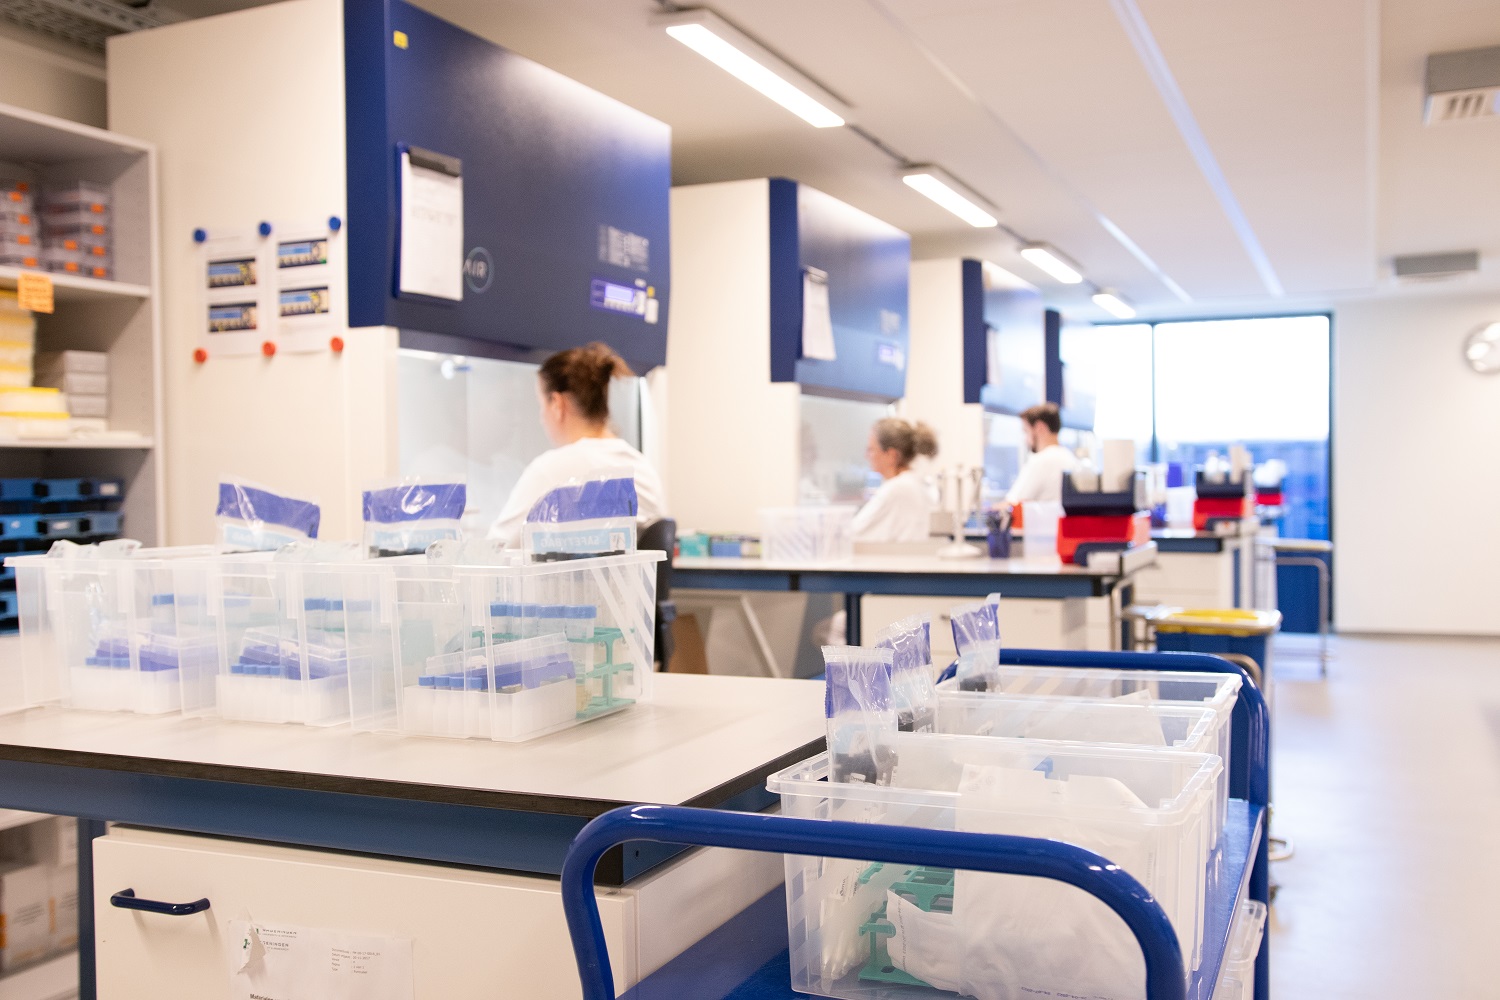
[227, 919, 414, 999]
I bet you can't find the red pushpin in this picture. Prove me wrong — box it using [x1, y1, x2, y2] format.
[192, 348, 208, 364]
[261, 341, 276, 358]
[329, 335, 345, 354]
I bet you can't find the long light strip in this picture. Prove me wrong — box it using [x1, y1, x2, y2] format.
[660, 12, 849, 128]
[1020, 244, 1084, 284]
[900, 167, 998, 227]
[1091, 289, 1137, 319]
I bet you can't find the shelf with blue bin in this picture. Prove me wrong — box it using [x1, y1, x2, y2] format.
[560, 648, 1269, 1000]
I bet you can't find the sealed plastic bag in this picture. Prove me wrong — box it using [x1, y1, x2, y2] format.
[523, 474, 637, 560]
[875, 614, 936, 733]
[362, 480, 466, 557]
[951, 763, 1153, 1000]
[215, 480, 320, 552]
[953, 638, 1002, 693]
[949, 593, 1000, 654]
[823, 645, 896, 786]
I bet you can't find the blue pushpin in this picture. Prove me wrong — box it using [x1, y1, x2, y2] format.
[258, 221, 272, 237]
[328, 215, 342, 233]
[192, 228, 207, 243]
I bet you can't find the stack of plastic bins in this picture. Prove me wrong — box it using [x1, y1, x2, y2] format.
[1214, 900, 1268, 999]
[769, 734, 1220, 1000]
[211, 554, 391, 726]
[381, 551, 662, 742]
[934, 692, 1229, 847]
[758, 506, 857, 563]
[5, 545, 218, 715]
[941, 665, 1242, 787]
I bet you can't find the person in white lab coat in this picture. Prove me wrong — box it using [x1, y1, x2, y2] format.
[850, 418, 940, 542]
[487, 342, 666, 547]
[1003, 402, 1080, 507]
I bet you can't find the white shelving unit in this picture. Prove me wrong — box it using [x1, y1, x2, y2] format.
[0, 101, 164, 547]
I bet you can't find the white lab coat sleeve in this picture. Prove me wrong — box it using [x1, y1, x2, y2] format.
[850, 482, 895, 542]
[1003, 457, 1046, 506]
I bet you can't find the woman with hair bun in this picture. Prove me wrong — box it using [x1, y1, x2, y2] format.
[849, 416, 939, 542]
[487, 342, 666, 546]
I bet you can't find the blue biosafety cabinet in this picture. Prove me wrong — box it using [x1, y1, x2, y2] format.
[345, 0, 672, 370]
[768, 179, 911, 401]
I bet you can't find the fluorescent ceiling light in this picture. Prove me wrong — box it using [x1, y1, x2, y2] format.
[1091, 289, 1136, 319]
[1020, 244, 1084, 284]
[658, 9, 850, 128]
[901, 166, 997, 228]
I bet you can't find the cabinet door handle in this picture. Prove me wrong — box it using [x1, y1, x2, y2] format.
[110, 888, 210, 916]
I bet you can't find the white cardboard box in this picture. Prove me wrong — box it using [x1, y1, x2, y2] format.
[48, 864, 78, 954]
[35, 371, 107, 396]
[0, 862, 52, 971]
[33, 350, 107, 374]
[65, 394, 107, 418]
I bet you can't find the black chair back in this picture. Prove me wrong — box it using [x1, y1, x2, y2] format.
[637, 518, 676, 670]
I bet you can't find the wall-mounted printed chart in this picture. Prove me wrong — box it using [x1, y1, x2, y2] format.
[200, 229, 273, 358]
[274, 221, 341, 352]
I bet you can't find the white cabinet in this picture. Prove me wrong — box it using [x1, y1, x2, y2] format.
[93, 826, 781, 999]
[1131, 550, 1237, 609]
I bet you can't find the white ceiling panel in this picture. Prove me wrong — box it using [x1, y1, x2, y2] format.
[1136, 0, 1378, 296]
[877, 0, 1269, 300]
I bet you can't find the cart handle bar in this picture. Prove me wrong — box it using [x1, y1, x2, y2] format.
[560, 803, 1188, 1000]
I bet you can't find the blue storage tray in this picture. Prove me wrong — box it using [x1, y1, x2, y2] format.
[0, 479, 36, 502]
[81, 511, 122, 536]
[34, 477, 124, 502]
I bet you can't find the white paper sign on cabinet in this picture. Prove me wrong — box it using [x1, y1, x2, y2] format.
[227, 919, 415, 1000]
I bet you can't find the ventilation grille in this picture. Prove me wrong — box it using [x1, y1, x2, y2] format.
[1425, 88, 1499, 124]
[1393, 250, 1481, 281]
[0, 0, 177, 52]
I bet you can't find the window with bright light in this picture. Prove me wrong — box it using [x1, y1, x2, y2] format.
[1061, 315, 1331, 540]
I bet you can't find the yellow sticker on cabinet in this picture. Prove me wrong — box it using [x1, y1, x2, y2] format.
[393, 30, 408, 48]
[16, 271, 53, 314]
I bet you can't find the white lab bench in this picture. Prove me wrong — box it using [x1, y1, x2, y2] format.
[0, 674, 824, 999]
[674, 544, 1158, 672]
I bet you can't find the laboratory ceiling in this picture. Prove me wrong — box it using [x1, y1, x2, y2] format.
[162, 0, 1500, 315]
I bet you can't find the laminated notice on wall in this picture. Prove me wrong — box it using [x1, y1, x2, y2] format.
[274, 221, 339, 353]
[201, 229, 274, 358]
[802, 267, 836, 361]
[227, 919, 414, 1000]
[398, 146, 463, 302]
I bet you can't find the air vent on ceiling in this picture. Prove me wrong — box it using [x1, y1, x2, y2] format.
[1424, 45, 1500, 124]
[1393, 250, 1481, 281]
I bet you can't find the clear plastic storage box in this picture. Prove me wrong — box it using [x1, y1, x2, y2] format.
[1214, 900, 1267, 1000]
[940, 665, 1242, 783]
[759, 505, 857, 563]
[370, 550, 663, 742]
[209, 552, 392, 727]
[5, 544, 219, 716]
[769, 735, 1221, 1000]
[934, 691, 1229, 846]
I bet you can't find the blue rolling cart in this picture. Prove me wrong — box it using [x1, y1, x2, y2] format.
[562, 648, 1270, 1000]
